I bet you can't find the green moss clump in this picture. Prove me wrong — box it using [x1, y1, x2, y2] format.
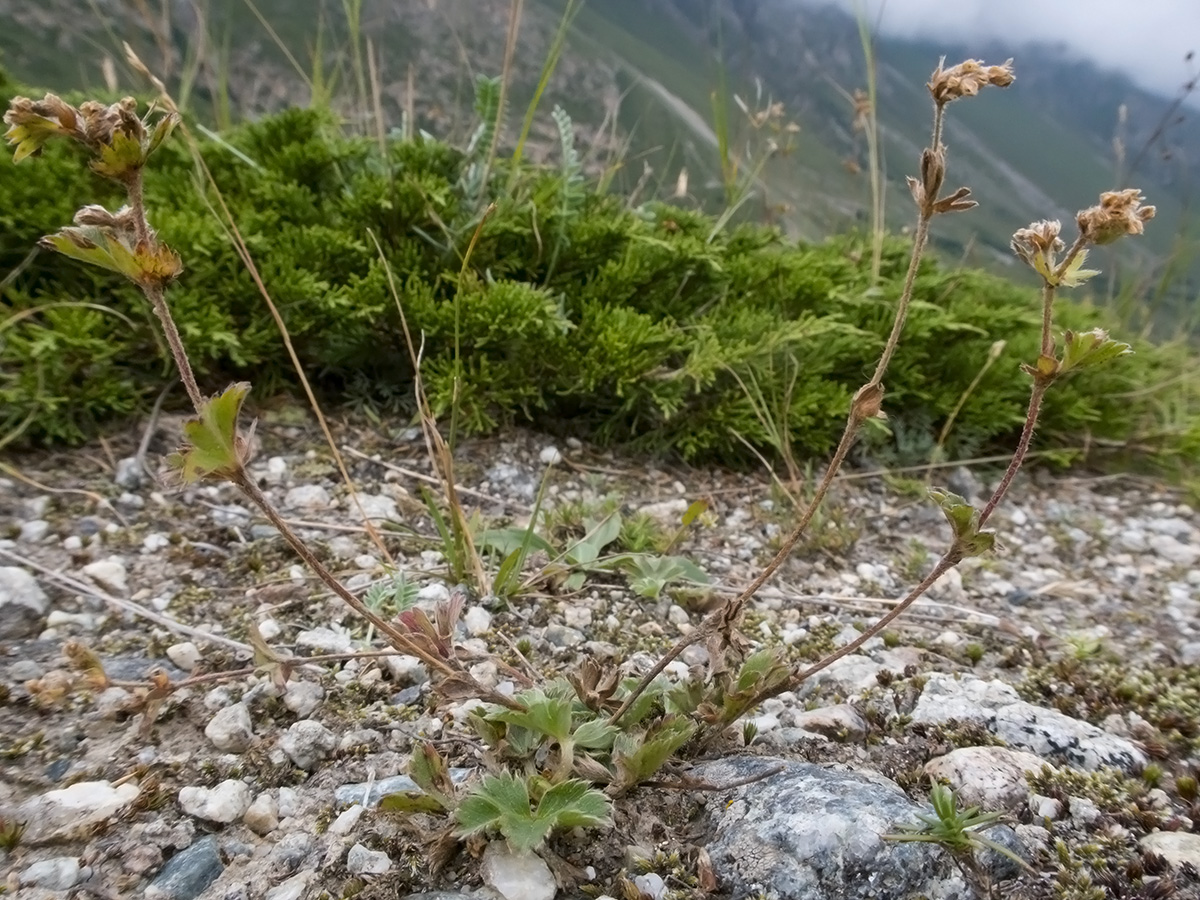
[2, 92, 1195, 468]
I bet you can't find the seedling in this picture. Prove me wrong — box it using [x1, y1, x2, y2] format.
[884, 782, 1035, 891]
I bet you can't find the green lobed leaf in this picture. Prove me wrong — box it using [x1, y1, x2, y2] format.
[571, 717, 619, 751]
[613, 717, 695, 788]
[927, 488, 995, 559]
[1060, 328, 1133, 373]
[534, 779, 611, 830]
[168, 383, 251, 483]
[490, 689, 573, 742]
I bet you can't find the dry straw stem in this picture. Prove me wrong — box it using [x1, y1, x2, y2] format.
[611, 57, 1015, 727]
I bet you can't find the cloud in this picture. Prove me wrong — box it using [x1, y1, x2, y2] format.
[803, 0, 1198, 102]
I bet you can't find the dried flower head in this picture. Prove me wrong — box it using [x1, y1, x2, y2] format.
[1011, 219, 1101, 287]
[3, 94, 85, 161]
[4, 93, 178, 181]
[1076, 189, 1156, 246]
[928, 58, 1015, 106]
[1011, 220, 1063, 276]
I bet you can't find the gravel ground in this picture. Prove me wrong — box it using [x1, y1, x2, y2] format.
[1, 412, 1199, 899]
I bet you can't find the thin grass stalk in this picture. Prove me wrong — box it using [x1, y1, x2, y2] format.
[476, 0, 522, 204]
[508, 0, 581, 187]
[854, 5, 885, 283]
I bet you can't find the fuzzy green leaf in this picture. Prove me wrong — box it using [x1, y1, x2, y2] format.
[408, 741, 456, 810]
[571, 718, 619, 751]
[454, 773, 609, 853]
[613, 717, 695, 789]
[455, 773, 529, 838]
[168, 383, 251, 483]
[1059, 328, 1133, 373]
[534, 779, 610, 830]
[927, 488, 995, 558]
[491, 689, 573, 742]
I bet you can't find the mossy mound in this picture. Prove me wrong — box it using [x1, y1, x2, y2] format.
[1, 103, 1194, 466]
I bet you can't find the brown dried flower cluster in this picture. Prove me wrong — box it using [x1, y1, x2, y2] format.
[6, 95, 139, 154]
[1010, 220, 1064, 267]
[1076, 189, 1157, 245]
[5, 93, 177, 183]
[928, 58, 1015, 106]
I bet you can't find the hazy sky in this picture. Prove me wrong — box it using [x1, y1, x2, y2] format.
[807, 0, 1199, 104]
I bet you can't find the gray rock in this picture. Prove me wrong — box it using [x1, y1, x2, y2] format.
[347, 843, 392, 875]
[0, 566, 48, 638]
[265, 873, 313, 900]
[21, 780, 140, 841]
[283, 681, 325, 718]
[268, 833, 316, 878]
[205, 702, 254, 753]
[697, 757, 967, 899]
[20, 856, 82, 890]
[1140, 831, 1200, 870]
[8, 658, 43, 681]
[791, 704, 868, 742]
[1150, 533, 1200, 566]
[543, 624, 585, 648]
[335, 769, 475, 808]
[279, 720, 337, 770]
[115, 456, 144, 489]
[82, 557, 128, 593]
[263, 456, 289, 486]
[284, 484, 331, 510]
[357, 493, 398, 521]
[145, 836, 223, 900]
[912, 673, 1146, 772]
[178, 780, 252, 823]
[1180, 641, 1200, 666]
[485, 463, 537, 501]
[166, 641, 202, 671]
[924, 747, 1051, 810]
[801, 654, 885, 697]
[19, 519, 50, 542]
[295, 627, 354, 654]
[481, 841, 556, 900]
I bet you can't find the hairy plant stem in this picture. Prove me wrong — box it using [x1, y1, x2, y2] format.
[127, 170, 204, 411]
[611, 125, 945, 727]
[747, 553, 959, 713]
[741, 232, 1092, 715]
[979, 235, 1084, 526]
[143, 283, 204, 411]
[977, 380, 1048, 528]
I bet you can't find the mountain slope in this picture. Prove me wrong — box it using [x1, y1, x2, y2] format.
[1, 0, 1195, 300]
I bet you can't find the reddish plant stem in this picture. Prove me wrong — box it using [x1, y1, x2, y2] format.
[978, 379, 1049, 528]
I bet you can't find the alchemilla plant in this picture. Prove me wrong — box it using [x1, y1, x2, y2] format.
[2, 50, 1161, 893]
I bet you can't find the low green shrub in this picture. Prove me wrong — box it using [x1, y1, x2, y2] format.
[1, 93, 1192, 465]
